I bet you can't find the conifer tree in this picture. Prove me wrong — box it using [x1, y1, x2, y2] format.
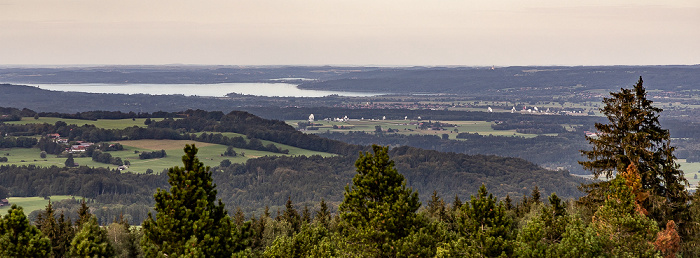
[438, 184, 513, 257]
[462, 184, 513, 256]
[0, 204, 52, 257]
[339, 144, 421, 257]
[301, 205, 311, 224]
[233, 207, 246, 226]
[69, 216, 115, 257]
[35, 201, 75, 257]
[76, 198, 91, 229]
[452, 194, 462, 212]
[64, 153, 75, 167]
[315, 199, 331, 229]
[504, 194, 513, 211]
[427, 190, 448, 221]
[530, 186, 541, 204]
[283, 196, 301, 234]
[580, 77, 689, 234]
[141, 144, 237, 257]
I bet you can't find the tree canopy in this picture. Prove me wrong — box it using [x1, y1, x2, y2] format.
[141, 144, 238, 257]
[580, 77, 690, 238]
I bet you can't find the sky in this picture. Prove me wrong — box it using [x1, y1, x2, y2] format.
[1, 0, 698, 66]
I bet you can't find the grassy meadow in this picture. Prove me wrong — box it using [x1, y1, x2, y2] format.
[286, 119, 539, 138]
[4, 117, 168, 129]
[0, 195, 77, 214]
[1, 116, 334, 173]
[0, 138, 335, 174]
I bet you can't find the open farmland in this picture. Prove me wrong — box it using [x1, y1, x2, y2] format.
[0, 195, 77, 214]
[0, 138, 335, 174]
[286, 119, 540, 138]
[4, 117, 168, 129]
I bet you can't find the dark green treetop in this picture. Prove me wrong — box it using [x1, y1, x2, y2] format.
[35, 201, 75, 258]
[141, 144, 237, 257]
[0, 204, 52, 257]
[580, 77, 687, 200]
[579, 77, 689, 233]
[339, 144, 421, 256]
[69, 216, 115, 257]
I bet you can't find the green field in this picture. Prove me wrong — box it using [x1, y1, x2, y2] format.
[0, 138, 335, 174]
[0, 195, 77, 215]
[679, 159, 700, 189]
[286, 119, 539, 138]
[5, 117, 168, 129]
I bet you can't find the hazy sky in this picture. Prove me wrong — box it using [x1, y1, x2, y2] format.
[1, 0, 698, 66]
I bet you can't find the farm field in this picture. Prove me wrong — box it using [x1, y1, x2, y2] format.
[0, 139, 335, 174]
[0, 195, 77, 215]
[678, 159, 700, 189]
[286, 119, 539, 138]
[4, 117, 168, 129]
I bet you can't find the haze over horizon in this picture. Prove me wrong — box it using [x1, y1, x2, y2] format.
[1, 0, 698, 66]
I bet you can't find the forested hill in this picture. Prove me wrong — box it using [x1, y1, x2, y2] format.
[213, 145, 585, 214]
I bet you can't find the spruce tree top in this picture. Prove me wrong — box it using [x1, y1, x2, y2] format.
[141, 144, 234, 257]
[339, 145, 421, 240]
[580, 77, 687, 194]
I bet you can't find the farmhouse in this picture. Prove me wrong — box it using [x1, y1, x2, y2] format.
[0, 199, 9, 207]
[69, 141, 94, 153]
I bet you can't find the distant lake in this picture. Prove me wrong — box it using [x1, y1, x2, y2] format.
[29, 83, 383, 97]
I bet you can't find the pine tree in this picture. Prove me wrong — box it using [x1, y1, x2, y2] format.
[427, 190, 447, 221]
[439, 184, 513, 257]
[76, 198, 91, 229]
[0, 204, 52, 257]
[530, 186, 541, 204]
[462, 184, 513, 257]
[283, 196, 301, 234]
[35, 201, 75, 257]
[315, 199, 331, 229]
[452, 194, 462, 212]
[504, 194, 513, 211]
[65, 153, 75, 167]
[301, 205, 312, 224]
[339, 145, 421, 257]
[141, 144, 237, 257]
[580, 77, 690, 235]
[69, 216, 115, 257]
[233, 207, 246, 226]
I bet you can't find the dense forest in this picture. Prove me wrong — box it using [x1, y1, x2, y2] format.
[318, 131, 589, 174]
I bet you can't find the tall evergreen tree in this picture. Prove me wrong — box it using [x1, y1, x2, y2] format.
[580, 77, 690, 234]
[69, 216, 115, 257]
[141, 144, 237, 257]
[64, 153, 75, 167]
[35, 201, 75, 257]
[76, 198, 91, 230]
[339, 144, 421, 257]
[315, 199, 331, 229]
[283, 196, 301, 234]
[0, 204, 52, 257]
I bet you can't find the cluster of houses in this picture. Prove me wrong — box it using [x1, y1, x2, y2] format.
[47, 134, 94, 154]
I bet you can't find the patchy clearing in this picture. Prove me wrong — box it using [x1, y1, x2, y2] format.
[115, 140, 215, 151]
